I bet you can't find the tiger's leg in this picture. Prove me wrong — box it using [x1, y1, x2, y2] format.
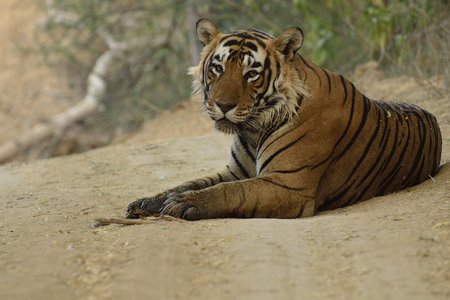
[126, 168, 238, 218]
[160, 174, 316, 220]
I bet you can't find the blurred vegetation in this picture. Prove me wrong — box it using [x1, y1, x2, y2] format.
[37, 0, 450, 136]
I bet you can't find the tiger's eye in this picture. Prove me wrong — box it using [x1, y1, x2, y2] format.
[248, 70, 258, 77]
[215, 65, 223, 73]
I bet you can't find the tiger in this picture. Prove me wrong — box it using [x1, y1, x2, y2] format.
[126, 19, 442, 220]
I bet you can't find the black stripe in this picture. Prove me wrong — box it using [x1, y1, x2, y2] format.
[343, 100, 383, 185]
[295, 204, 305, 218]
[339, 75, 348, 106]
[220, 33, 268, 49]
[259, 133, 307, 174]
[206, 177, 215, 186]
[257, 123, 282, 152]
[299, 55, 321, 85]
[321, 68, 331, 93]
[257, 56, 272, 90]
[223, 39, 243, 48]
[252, 36, 268, 48]
[326, 99, 384, 206]
[317, 94, 374, 208]
[257, 123, 298, 161]
[248, 29, 273, 39]
[378, 116, 412, 194]
[299, 55, 315, 73]
[402, 111, 427, 185]
[350, 111, 392, 200]
[242, 41, 258, 52]
[231, 149, 250, 178]
[319, 178, 357, 210]
[297, 94, 304, 108]
[272, 165, 313, 174]
[256, 178, 306, 192]
[334, 93, 371, 163]
[424, 113, 435, 165]
[358, 128, 392, 191]
[190, 181, 201, 190]
[377, 114, 400, 176]
[413, 155, 427, 186]
[251, 62, 262, 68]
[429, 114, 441, 175]
[227, 165, 240, 181]
[238, 134, 256, 162]
[295, 63, 308, 82]
[225, 32, 248, 39]
[312, 82, 356, 170]
[240, 34, 268, 48]
[249, 200, 259, 218]
[217, 173, 224, 183]
[202, 52, 214, 86]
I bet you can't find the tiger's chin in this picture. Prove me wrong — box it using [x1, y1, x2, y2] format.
[214, 118, 243, 134]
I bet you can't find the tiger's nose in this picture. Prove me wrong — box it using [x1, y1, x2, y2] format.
[215, 100, 237, 113]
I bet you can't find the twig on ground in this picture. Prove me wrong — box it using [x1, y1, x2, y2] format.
[94, 215, 188, 226]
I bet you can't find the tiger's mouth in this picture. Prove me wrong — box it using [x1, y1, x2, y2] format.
[214, 118, 242, 134]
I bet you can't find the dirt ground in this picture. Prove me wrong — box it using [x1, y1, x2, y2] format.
[1, 1, 450, 299]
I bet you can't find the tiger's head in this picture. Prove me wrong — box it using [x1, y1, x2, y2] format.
[189, 19, 309, 134]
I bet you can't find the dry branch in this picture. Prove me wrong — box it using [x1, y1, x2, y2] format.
[0, 49, 113, 164]
[45, 0, 79, 25]
[94, 216, 188, 225]
[0, 2, 153, 164]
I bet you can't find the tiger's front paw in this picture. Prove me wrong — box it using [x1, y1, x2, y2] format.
[161, 193, 204, 221]
[126, 196, 164, 219]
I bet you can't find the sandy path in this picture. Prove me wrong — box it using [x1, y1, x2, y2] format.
[1, 130, 449, 299]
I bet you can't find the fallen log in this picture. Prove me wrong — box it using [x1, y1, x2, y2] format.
[0, 50, 112, 164]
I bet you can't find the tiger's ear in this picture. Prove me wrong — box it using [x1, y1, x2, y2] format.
[196, 19, 220, 46]
[274, 27, 304, 61]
